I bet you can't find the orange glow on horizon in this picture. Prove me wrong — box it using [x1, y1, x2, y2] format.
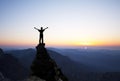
[0, 40, 36, 47]
[0, 40, 120, 47]
[46, 40, 120, 47]
[74, 41, 120, 46]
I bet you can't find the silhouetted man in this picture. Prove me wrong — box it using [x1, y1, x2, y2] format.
[34, 27, 48, 44]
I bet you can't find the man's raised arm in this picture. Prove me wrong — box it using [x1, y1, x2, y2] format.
[44, 27, 48, 30]
[34, 27, 39, 30]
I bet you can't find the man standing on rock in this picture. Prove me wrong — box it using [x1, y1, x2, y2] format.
[34, 27, 48, 44]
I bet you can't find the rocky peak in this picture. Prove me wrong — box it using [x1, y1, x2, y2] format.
[30, 43, 68, 81]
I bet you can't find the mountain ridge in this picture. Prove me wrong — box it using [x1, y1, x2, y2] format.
[1, 48, 120, 81]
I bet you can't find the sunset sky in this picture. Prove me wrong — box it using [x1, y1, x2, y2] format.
[0, 0, 120, 48]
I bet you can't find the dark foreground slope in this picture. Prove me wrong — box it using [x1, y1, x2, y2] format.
[0, 48, 28, 81]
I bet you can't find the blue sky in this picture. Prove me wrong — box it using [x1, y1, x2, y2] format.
[0, 0, 120, 48]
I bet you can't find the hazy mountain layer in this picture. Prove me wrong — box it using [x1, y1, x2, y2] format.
[2, 48, 120, 81]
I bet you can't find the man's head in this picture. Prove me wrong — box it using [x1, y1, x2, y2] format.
[41, 27, 43, 30]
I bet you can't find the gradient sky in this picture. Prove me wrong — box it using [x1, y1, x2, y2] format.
[0, 0, 120, 48]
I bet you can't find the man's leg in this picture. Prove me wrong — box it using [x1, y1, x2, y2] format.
[42, 38, 43, 44]
[41, 35, 44, 44]
[40, 37, 41, 44]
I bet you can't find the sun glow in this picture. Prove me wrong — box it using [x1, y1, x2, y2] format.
[73, 40, 120, 46]
[79, 41, 93, 46]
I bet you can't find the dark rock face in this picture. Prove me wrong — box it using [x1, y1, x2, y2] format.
[30, 44, 68, 81]
[0, 48, 28, 81]
[0, 48, 4, 55]
[0, 72, 4, 81]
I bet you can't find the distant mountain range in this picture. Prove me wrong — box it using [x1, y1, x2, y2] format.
[49, 48, 120, 72]
[0, 48, 120, 81]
